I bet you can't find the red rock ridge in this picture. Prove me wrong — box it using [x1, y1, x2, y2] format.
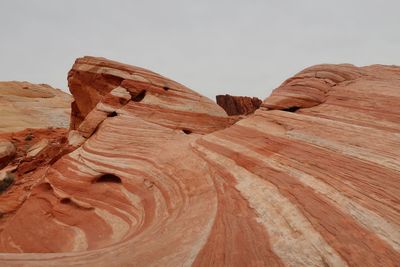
[0, 81, 71, 133]
[262, 64, 365, 110]
[216, 94, 262, 115]
[0, 59, 399, 266]
[68, 56, 234, 131]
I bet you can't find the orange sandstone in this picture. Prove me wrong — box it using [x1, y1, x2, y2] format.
[0, 58, 399, 266]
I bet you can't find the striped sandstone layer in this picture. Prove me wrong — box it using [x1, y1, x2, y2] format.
[0, 58, 399, 266]
[0, 82, 71, 133]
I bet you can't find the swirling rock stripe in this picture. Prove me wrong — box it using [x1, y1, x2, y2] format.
[0, 60, 399, 267]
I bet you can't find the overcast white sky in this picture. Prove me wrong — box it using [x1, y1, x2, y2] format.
[0, 0, 399, 100]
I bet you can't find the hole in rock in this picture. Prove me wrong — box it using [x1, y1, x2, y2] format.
[93, 173, 122, 184]
[131, 90, 146, 102]
[101, 73, 124, 87]
[182, 129, 192, 134]
[163, 86, 170, 91]
[282, 106, 300, 112]
[36, 182, 53, 191]
[107, 111, 118, 117]
[60, 198, 71, 204]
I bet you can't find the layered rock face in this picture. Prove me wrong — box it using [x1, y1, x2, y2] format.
[216, 94, 262, 115]
[0, 82, 72, 132]
[0, 59, 399, 266]
[67, 57, 233, 131]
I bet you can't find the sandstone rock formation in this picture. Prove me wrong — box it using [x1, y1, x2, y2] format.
[216, 94, 262, 115]
[0, 141, 15, 169]
[0, 58, 399, 266]
[0, 127, 70, 215]
[0, 81, 71, 132]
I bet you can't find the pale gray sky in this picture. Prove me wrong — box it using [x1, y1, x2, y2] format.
[0, 0, 399, 100]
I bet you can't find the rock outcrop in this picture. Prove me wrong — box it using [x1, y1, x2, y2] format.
[0, 141, 15, 169]
[67, 57, 233, 131]
[0, 127, 71, 218]
[0, 81, 71, 133]
[216, 94, 262, 115]
[0, 59, 399, 267]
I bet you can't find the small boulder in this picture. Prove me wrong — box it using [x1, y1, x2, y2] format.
[0, 141, 16, 169]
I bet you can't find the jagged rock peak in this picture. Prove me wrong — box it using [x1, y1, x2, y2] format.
[216, 94, 262, 116]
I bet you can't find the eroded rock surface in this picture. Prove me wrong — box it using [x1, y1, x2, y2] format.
[0, 81, 71, 133]
[216, 94, 262, 115]
[0, 141, 16, 169]
[0, 127, 71, 216]
[0, 59, 399, 267]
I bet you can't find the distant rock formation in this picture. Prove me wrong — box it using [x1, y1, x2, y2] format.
[0, 58, 399, 266]
[0, 82, 71, 132]
[216, 94, 262, 115]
